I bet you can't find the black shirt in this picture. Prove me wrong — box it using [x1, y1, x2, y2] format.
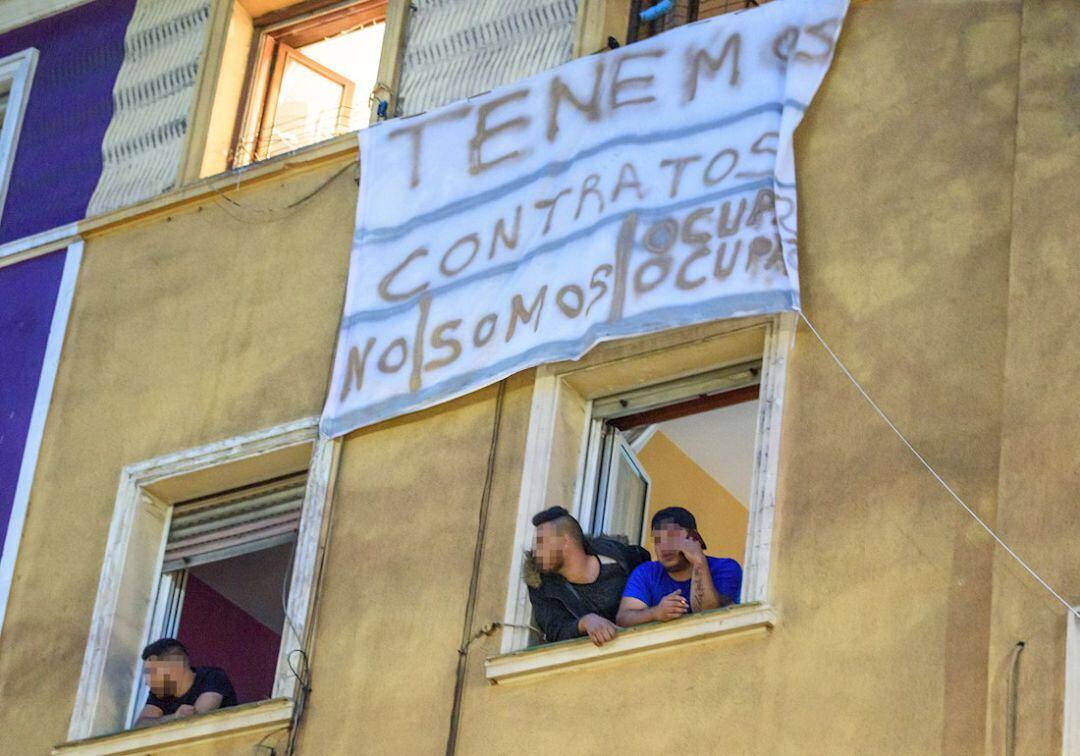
[563, 558, 626, 624]
[146, 666, 238, 715]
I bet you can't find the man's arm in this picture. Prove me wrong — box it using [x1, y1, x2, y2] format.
[616, 596, 653, 627]
[193, 691, 224, 714]
[675, 537, 730, 612]
[689, 557, 723, 612]
[616, 591, 688, 627]
[133, 704, 164, 728]
[134, 703, 197, 728]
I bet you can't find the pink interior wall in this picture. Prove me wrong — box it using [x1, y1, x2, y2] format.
[176, 574, 281, 704]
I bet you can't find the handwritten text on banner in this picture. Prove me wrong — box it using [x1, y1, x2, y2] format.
[321, 0, 848, 437]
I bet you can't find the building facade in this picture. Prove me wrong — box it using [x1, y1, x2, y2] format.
[0, 1, 1077, 754]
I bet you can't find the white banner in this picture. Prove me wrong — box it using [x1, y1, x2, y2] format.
[322, 0, 848, 437]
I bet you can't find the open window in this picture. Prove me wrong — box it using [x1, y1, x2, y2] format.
[66, 420, 339, 745]
[489, 316, 790, 681]
[581, 363, 760, 571]
[233, 1, 387, 166]
[130, 474, 307, 723]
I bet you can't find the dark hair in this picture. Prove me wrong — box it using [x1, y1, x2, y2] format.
[531, 506, 585, 548]
[650, 506, 698, 532]
[141, 638, 189, 662]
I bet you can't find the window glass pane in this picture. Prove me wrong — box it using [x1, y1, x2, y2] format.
[267, 58, 348, 158]
[300, 21, 385, 132]
[604, 435, 650, 542]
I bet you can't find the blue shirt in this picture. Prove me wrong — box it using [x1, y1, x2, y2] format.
[622, 556, 742, 610]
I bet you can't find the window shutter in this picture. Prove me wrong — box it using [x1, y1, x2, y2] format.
[163, 474, 307, 572]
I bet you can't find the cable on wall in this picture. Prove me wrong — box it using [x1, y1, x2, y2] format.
[445, 380, 507, 756]
[796, 308, 1080, 621]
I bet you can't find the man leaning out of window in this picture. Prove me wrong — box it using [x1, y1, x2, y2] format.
[617, 506, 742, 627]
[134, 638, 238, 728]
[526, 506, 649, 647]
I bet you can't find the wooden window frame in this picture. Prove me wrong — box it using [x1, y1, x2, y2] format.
[494, 313, 795, 660]
[66, 417, 341, 741]
[233, 0, 387, 167]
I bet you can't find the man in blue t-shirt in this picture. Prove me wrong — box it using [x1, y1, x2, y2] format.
[617, 506, 742, 627]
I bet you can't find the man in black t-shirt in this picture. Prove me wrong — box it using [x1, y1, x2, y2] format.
[134, 638, 238, 728]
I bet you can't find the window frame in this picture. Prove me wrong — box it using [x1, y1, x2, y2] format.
[0, 47, 38, 224]
[232, 0, 387, 167]
[66, 417, 340, 741]
[127, 472, 309, 725]
[493, 313, 795, 664]
[1065, 608, 1080, 755]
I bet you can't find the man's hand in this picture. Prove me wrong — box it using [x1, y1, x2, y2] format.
[174, 704, 197, 719]
[653, 589, 689, 621]
[674, 536, 706, 567]
[578, 613, 619, 646]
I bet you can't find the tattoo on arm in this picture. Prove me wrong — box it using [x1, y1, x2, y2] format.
[693, 564, 705, 609]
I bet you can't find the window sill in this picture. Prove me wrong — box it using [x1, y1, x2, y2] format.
[485, 603, 775, 684]
[53, 698, 293, 755]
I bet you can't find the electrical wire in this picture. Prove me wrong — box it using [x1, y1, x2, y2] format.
[796, 308, 1080, 621]
[209, 158, 357, 223]
[457, 621, 543, 655]
[253, 726, 289, 755]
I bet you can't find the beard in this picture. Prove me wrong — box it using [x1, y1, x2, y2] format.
[538, 553, 565, 574]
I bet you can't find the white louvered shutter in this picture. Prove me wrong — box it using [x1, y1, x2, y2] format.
[162, 474, 307, 572]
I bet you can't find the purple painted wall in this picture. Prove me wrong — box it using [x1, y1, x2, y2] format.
[0, 0, 136, 244]
[0, 250, 66, 553]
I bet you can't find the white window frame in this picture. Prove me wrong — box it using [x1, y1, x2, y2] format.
[489, 313, 794, 678]
[0, 47, 38, 224]
[66, 417, 340, 741]
[1065, 608, 1080, 755]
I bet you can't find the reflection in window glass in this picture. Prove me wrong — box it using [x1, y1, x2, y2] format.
[267, 56, 350, 159]
[300, 22, 385, 133]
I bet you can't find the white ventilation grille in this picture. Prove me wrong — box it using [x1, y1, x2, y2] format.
[398, 0, 576, 117]
[163, 473, 307, 572]
[86, 0, 211, 216]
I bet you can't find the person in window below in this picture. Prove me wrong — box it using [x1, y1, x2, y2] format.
[527, 506, 649, 646]
[616, 507, 742, 627]
[134, 638, 238, 728]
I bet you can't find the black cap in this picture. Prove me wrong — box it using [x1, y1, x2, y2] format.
[650, 507, 707, 549]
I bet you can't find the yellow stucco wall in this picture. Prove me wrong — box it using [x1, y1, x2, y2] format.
[984, 1, 1080, 753]
[0, 161, 357, 753]
[1, 1, 1077, 755]
[638, 430, 749, 563]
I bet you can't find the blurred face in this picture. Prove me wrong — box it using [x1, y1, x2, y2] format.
[533, 521, 568, 574]
[143, 656, 188, 697]
[653, 523, 691, 570]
